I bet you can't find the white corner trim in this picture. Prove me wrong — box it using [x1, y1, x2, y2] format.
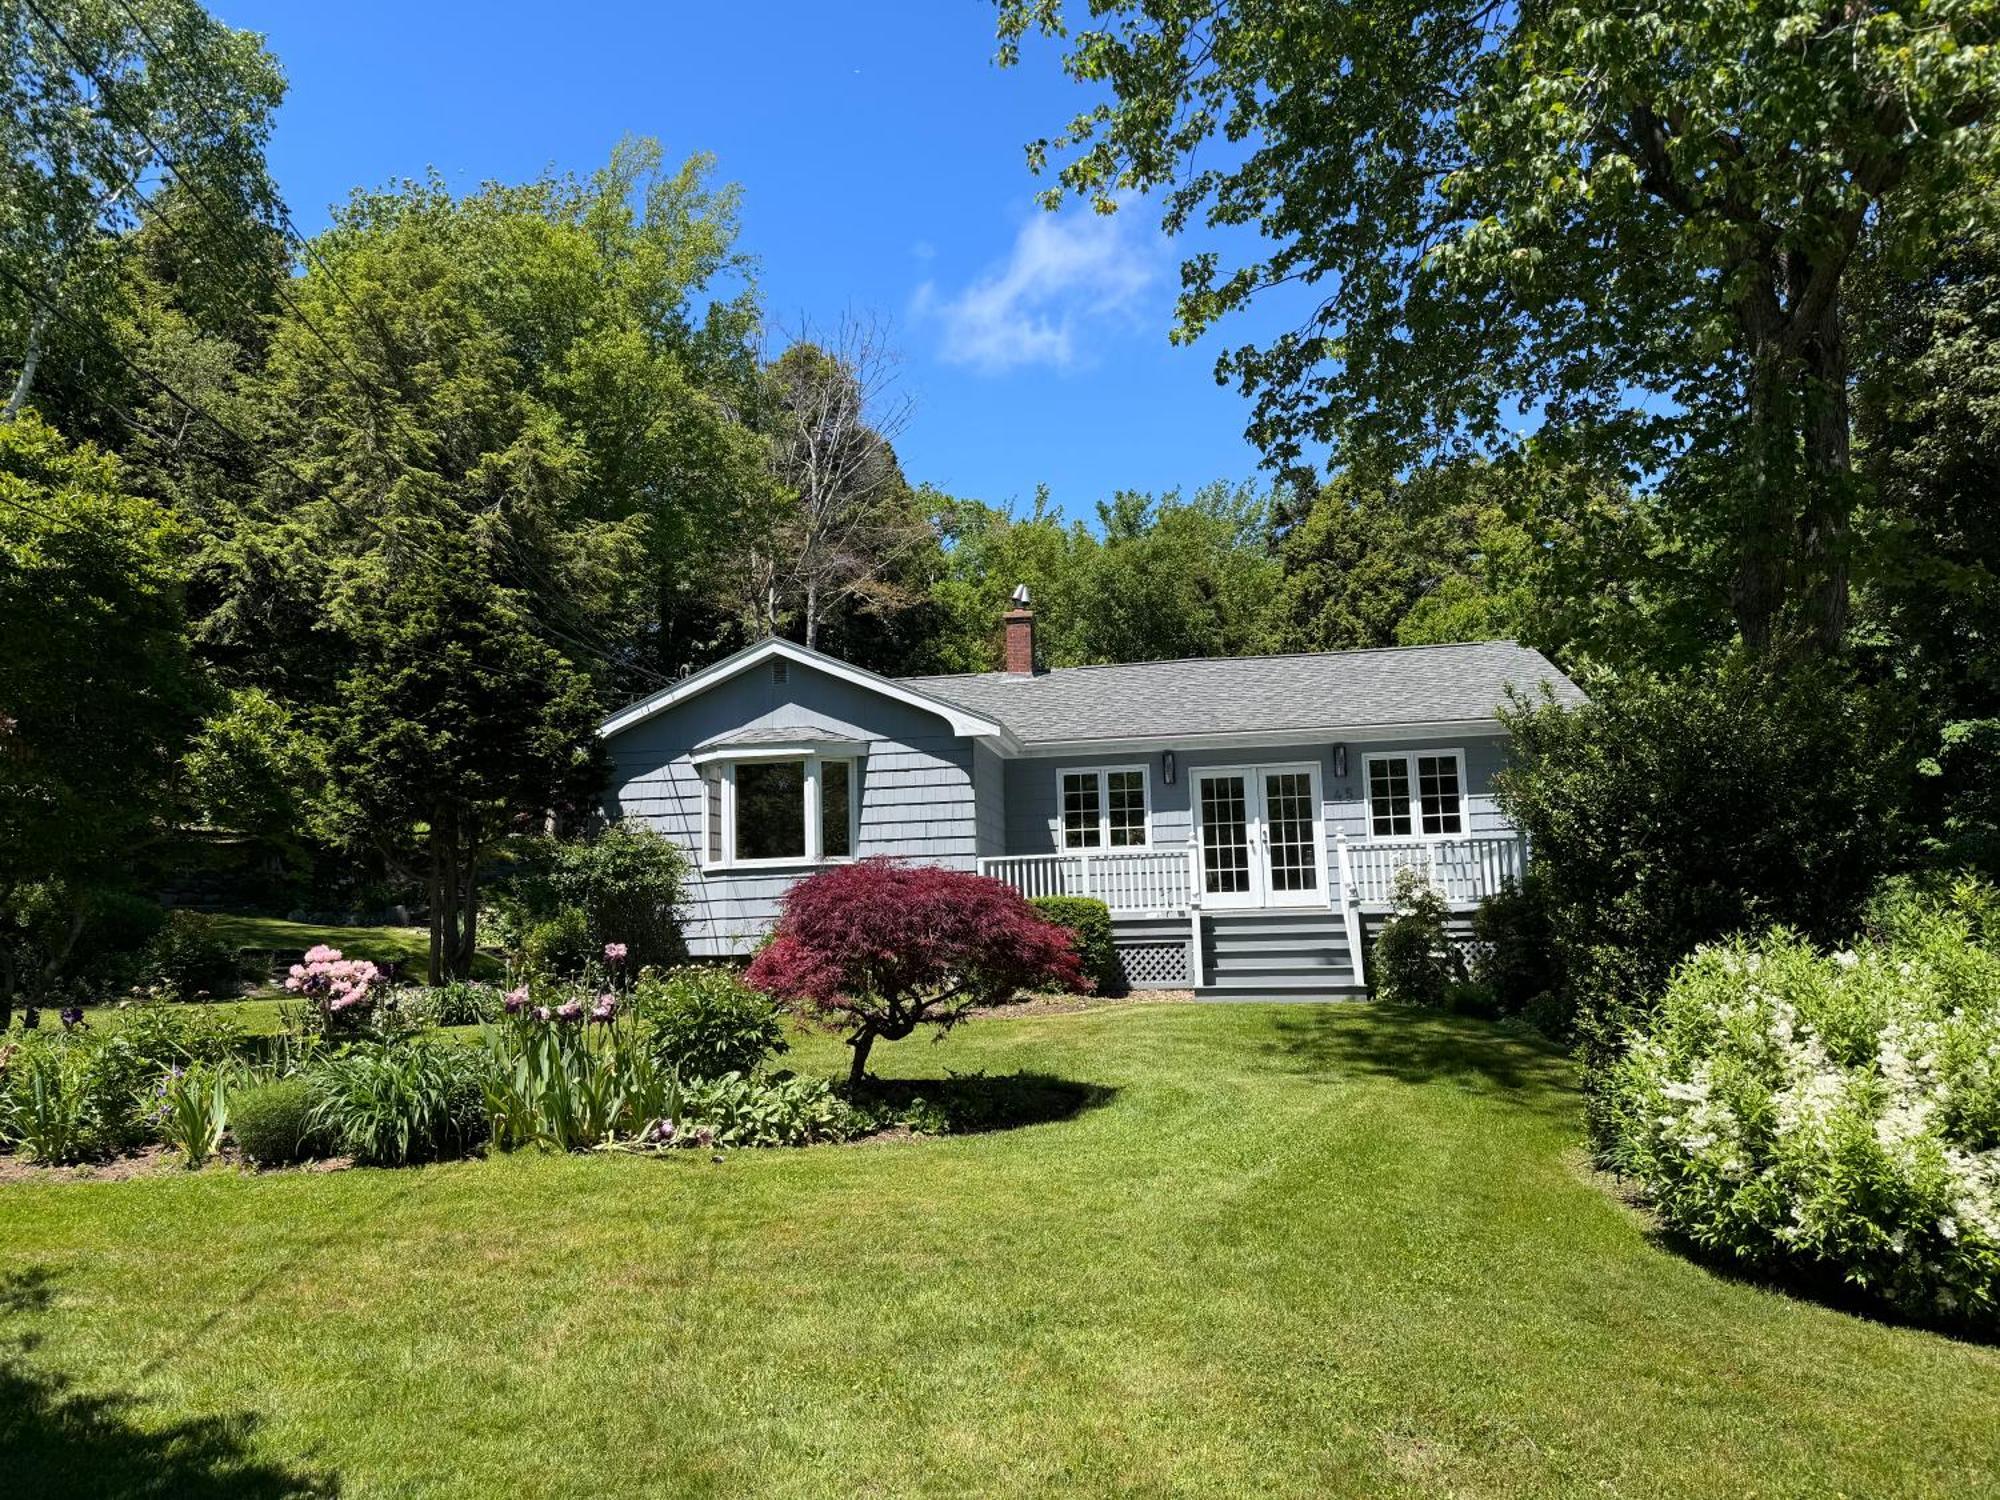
[598, 637, 1014, 744]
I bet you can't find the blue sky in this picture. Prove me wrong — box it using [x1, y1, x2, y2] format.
[213, 1, 1302, 520]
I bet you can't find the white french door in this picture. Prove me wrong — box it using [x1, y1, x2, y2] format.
[1193, 763, 1327, 909]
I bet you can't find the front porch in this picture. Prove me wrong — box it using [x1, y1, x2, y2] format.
[978, 834, 1528, 995]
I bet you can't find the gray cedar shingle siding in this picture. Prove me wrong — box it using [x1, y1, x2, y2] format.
[603, 656, 978, 956]
[901, 639, 1582, 745]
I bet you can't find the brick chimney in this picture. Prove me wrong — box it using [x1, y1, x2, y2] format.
[1003, 584, 1036, 675]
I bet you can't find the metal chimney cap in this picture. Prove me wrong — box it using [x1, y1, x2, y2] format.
[1010, 583, 1031, 606]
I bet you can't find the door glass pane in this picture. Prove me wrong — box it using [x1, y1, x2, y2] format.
[820, 760, 852, 857]
[1199, 775, 1251, 894]
[736, 761, 805, 860]
[1106, 770, 1147, 847]
[1368, 757, 1412, 837]
[1061, 772, 1102, 848]
[1263, 771, 1318, 893]
[1417, 755, 1462, 835]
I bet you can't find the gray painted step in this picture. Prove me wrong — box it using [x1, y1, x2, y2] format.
[1206, 931, 1350, 955]
[1203, 953, 1349, 975]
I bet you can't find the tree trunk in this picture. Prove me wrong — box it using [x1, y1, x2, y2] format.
[803, 579, 820, 650]
[846, 1026, 877, 1087]
[3, 300, 52, 422]
[427, 832, 447, 987]
[1797, 298, 1852, 655]
[454, 846, 481, 979]
[0, 944, 15, 1033]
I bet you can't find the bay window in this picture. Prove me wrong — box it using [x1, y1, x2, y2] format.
[696, 748, 860, 868]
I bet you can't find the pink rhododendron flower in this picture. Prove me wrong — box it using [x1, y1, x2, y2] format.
[284, 946, 382, 1013]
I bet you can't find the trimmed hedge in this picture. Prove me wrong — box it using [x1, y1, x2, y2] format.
[228, 1078, 322, 1165]
[1029, 896, 1120, 994]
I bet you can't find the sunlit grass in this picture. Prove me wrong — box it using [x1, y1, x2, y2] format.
[3, 1002, 1996, 1498]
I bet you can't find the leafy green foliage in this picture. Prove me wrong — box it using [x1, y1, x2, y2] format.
[227, 1077, 321, 1165]
[0, 417, 201, 1024]
[998, 0, 2000, 656]
[674, 1071, 860, 1148]
[1029, 896, 1119, 994]
[1607, 891, 2000, 1330]
[519, 908, 593, 981]
[1498, 664, 1904, 1130]
[635, 965, 788, 1081]
[304, 1037, 491, 1166]
[0, 1024, 156, 1162]
[155, 1062, 231, 1168]
[926, 483, 1282, 671]
[1371, 868, 1468, 1008]
[1469, 877, 1562, 1029]
[535, 823, 687, 972]
[480, 1001, 677, 1153]
[139, 911, 242, 1001]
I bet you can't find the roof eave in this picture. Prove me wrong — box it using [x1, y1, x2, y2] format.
[598, 637, 1013, 744]
[1009, 716, 1511, 757]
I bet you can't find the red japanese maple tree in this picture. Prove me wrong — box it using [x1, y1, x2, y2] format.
[746, 859, 1087, 1084]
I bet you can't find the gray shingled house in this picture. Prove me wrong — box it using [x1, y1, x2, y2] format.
[598, 596, 1583, 997]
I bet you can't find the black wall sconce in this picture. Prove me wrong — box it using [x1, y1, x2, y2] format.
[1161, 749, 1177, 785]
[1331, 743, 1348, 779]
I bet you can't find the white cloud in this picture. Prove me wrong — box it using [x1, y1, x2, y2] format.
[914, 205, 1161, 374]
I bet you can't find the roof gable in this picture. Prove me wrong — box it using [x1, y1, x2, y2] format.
[598, 638, 1012, 744]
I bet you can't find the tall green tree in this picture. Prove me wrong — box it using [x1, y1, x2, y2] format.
[0, 0, 284, 423]
[237, 143, 763, 976]
[0, 415, 198, 1022]
[998, 0, 2000, 658]
[928, 481, 1281, 670]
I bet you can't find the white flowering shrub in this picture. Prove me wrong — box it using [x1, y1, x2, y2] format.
[1606, 895, 2000, 1327]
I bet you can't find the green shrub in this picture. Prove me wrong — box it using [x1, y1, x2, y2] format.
[116, 1000, 247, 1074]
[391, 981, 502, 1029]
[521, 907, 593, 979]
[496, 823, 689, 973]
[229, 1078, 322, 1164]
[1028, 896, 1119, 993]
[305, 1037, 492, 1166]
[1470, 875, 1560, 1021]
[1498, 663, 1900, 1126]
[637, 966, 788, 1081]
[1606, 886, 2000, 1329]
[675, 1071, 861, 1148]
[0, 1028, 152, 1162]
[1371, 867, 1467, 1006]
[140, 911, 244, 1000]
[84, 891, 168, 958]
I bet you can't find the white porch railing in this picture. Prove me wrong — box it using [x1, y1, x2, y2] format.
[978, 847, 1198, 915]
[1343, 834, 1527, 906]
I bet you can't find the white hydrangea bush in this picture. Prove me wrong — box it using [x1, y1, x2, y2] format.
[1607, 905, 2000, 1326]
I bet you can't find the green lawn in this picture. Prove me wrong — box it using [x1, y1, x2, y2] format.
[3, 1003, 1995, 1498]
[204, 913, 441, 968]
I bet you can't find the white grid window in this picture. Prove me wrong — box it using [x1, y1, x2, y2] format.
[1058, 766, 1150, 850]
[1366, 751, 1465, 840]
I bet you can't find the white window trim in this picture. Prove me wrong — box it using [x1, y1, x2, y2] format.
[1054, 763, 1153, 851]
[700, 752, 861, 872]
[1362, 748, 1468, 843]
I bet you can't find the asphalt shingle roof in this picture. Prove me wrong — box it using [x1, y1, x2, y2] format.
[899, 640, 1582, 746]
[694, 722, 867, 751]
